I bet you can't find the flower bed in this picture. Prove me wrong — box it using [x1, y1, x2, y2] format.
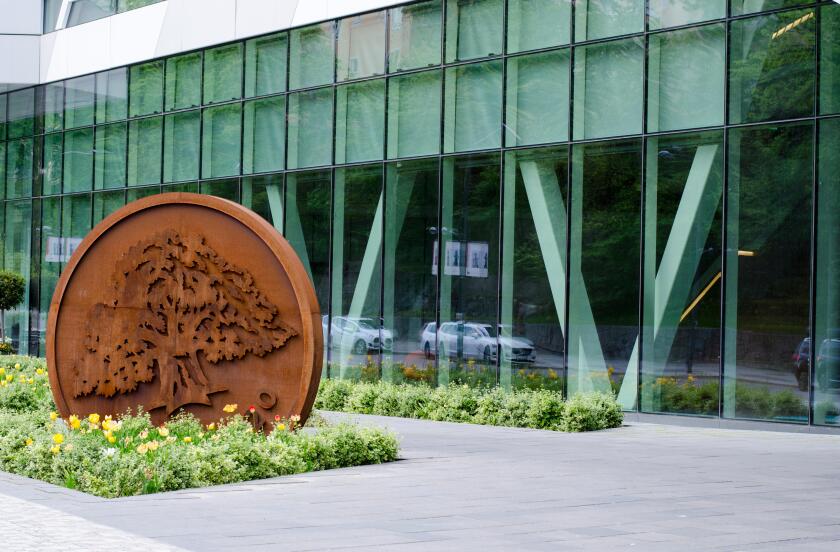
[315, 379, 623, 432]
[0, 356, 398, 498]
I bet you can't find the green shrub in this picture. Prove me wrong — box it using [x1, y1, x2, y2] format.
[562, 392, 624, 432]
[0, 357, 399, 498]
[317, 379, 622, 432]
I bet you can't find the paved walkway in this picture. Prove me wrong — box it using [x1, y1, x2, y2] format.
[1, 413, 840, 551]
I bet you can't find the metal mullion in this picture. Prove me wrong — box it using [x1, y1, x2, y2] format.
[636, 1, 651, 413]
[325, 166, 336, 379]
[808, 3, 822, 425]
[719, 14, 732, 420]
[197, 51, 205, 186]
[562, 0, 575, 400]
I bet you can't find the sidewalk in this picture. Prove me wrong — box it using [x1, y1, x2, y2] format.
[1, 412, 839, 551]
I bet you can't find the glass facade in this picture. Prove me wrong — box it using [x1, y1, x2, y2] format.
[3, 0, 839, 427]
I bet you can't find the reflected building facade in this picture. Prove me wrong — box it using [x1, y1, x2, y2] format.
[1, 0, 840, 426]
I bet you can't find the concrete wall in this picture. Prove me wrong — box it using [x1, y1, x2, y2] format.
[0, 0, 42, 90]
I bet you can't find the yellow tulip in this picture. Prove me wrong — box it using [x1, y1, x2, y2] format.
[88, 413, 100, 425]
[69, 415, 81, 430]
[0, 367, 5, 375]
[276, 423, 286, 432]
[35, 368, 44, 375]
[222, 404, 238, 413]
[25, 438, 33, 446]
[50, 445, 60, 454]
[52, 433, 64, 444]
[107, 435, 116, 444]
[207, 423, 216, 431]
[147, 441, 159, 451]
[49, 412, 58, 421]
[158, 426, 170, 437]
[136, 443, 148, 454]
[183, 436, 192, 443]
[14, 363, 20, 369]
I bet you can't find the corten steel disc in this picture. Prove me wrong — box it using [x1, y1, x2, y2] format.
[47, 193, 322, 431]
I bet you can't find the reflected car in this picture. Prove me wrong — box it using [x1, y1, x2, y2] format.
[792, 338, 810, 391]
[420, 322, 536, 363]
[322, 316, 393, 354]
[816, 338, 840, 391]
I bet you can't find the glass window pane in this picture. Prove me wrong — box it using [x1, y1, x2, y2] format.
[201, 104, 242, 178]
[67, 0, 116, 27]
[126, 185, 160, 202]
[445, 0, 503, 63]
[203, 43, 243, 104]
[129, 60, 164, 117]
[501, 147, 568, 392]
[388, 1, 442, 72]
[438, 153, 500, 386]
[289, 23, 335, 90]
[165, 52, 202, 111]
[821, 4, 840, 115]
[444, 60, 503, 153]
[331, 165, 383, 379]
[243, 96, 285, 174]
[242, 173, 283, 229]
[0, 142, 4, 198]
[43, 133, 63, 195]
[505, 50, 570, 147]
[383, 158, 439, 381]
[573, 37, 643, 140]
[201, 178, 239, 202]
[648, 24, 725, 132]
[40, 196, 61, 355]
[0, 94, 7, 140]
[117, 0, 163, 12]
[729, 9, 816, 124]
[387, 70, 441, 159]
[162, 181, 198, 194]
[287, 87, 333, 169]
[723, 122, 812, 423]
[731, 0, 812, 16]
[163, 110, 200, 183]
[245, 33, 287, 97]
[649, 0, 724, 30]
[43, 83, 64, 133]
[94, 122, 127, 189]
[6, 138, 34, 198]
[336, 80, 385, 164]
[62, 195, 92, 289]
[507, 0, 571, 54]
[4, 200, 31, 354]
[569, 139, 641, 408]
[641, 131, 723, 416]
[284, 170, 331, 313]
[65, 76, 96, 129]
[127, 116, 162, 185]
[574, 0, 644, 42]
[63, 128, 94, 193]
[337, 12, 386, 82]
[93, 190, 125, 224]
[816, 118, 840, 424]
[8, 89, 35, 139]
[96, 68, 128, 123]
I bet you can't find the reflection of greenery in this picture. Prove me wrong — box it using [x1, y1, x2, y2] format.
[315, 378, 623, 432]
[642, 376, 818, 421]
[328, 358, 564, 392]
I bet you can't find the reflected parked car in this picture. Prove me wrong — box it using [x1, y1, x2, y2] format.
[419, 321, 536, 363]
[816, 338, 840, 390]
[792, 338, 810, 391]
[322, 315, 393, 354]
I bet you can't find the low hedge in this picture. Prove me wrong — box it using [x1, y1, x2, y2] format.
[315, 379, 624, 432]
[0, 356, 398, 498]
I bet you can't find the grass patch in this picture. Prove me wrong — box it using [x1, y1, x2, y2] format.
[314, 379, 623, 432]
[0, 356, 398, 498]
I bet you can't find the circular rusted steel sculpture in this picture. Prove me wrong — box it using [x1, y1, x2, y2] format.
[47, 193, 322, 430]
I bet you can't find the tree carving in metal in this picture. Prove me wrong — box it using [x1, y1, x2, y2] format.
[73, 230, 297, 415]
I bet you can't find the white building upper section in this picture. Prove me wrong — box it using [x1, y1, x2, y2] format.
[1, 0, 404, 90]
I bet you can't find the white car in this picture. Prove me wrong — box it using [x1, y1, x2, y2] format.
[323, 316, 393, 354]
[420, 321, 536, 362]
